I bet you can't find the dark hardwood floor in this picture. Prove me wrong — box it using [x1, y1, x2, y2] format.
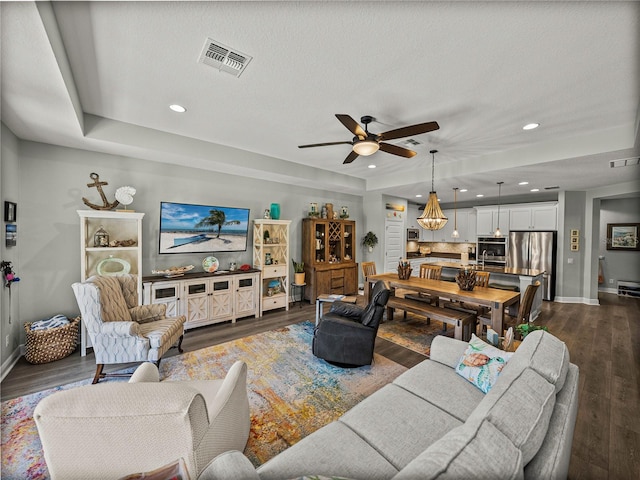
[2, 293, 638, 479]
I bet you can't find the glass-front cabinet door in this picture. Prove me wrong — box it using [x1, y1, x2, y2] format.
[343, 221, 354, 261]
[314, 221, 327, 263]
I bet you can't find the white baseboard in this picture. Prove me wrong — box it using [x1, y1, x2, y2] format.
[1, 343, 24, 383]
[598, 287, 618, 295]
[555, 296, 600, 306]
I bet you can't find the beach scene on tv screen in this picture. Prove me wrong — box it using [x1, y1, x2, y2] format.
[159, 202, 249, 254]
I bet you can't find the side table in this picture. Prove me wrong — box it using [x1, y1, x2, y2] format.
[291, 283, 306, 309]
[315, 294, 358, 325]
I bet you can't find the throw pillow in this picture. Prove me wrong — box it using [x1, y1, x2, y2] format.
[456, 334, 513, 393]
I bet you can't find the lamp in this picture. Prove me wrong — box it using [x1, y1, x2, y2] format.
[452, 187, 459, 238]
[352, 139, 379, 156]
[417, 150, 448, 231]
[494, 181, 504, 237]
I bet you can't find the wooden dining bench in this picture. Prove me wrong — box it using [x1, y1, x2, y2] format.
[386, 296, 477, 342]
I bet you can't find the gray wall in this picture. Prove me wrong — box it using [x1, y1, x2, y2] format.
[7, 138, 363, 360]
[598, 197, 640, 290]
[556, 191, 586, 299]
[1, 124, 21, 368]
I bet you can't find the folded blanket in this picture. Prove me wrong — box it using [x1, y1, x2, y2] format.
[30, 314, 70, 331]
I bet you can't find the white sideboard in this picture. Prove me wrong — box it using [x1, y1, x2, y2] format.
[142, 270, 260, 330]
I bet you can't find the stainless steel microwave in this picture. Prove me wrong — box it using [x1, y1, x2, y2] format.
[407, 228, 420, 240]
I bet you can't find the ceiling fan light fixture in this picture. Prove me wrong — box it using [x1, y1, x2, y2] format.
[417, 150, 448, 231]
[352, 139, 379, 156]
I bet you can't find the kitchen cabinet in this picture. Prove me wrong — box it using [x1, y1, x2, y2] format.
[434, 208, 476, 242]
[253, 219, 291, 315]
[302, 218, 358, 301]
[508, 202, 557, 230]
[475, 208, 502, 236]
[142, 270, 260, 330]
[78, 209, 144, 356]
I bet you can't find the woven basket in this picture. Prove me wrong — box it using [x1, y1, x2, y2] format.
[24, 316, 80, 364]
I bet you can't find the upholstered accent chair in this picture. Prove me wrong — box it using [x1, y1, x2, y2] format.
[312, 280, 390, 366]
[72, 274, 185, 383]
[34, 361, 251, 480]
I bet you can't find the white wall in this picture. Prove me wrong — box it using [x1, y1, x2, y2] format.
[13, 138, 363, 348]
[598, 197, 640, 291]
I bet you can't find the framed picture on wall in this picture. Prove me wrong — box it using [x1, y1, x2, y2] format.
[606, 223, 640, 251]
[4, 201, 16, 222]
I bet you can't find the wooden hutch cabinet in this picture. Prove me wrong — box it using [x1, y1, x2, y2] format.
[302, 218, 358, 301]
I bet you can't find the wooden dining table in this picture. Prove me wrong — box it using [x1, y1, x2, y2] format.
[364, 273, 521, 335]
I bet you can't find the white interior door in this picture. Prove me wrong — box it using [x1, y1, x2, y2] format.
[385, 218, 404, 272]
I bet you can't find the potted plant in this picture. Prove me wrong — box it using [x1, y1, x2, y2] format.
[515, 323, 548, 339]
[362, 231, 379, 252]
[292, 259, 305, 284]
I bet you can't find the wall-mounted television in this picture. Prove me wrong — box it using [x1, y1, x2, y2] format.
[159, 201, 250, 254]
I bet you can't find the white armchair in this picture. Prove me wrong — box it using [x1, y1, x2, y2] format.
[34, 361, 251, 480]
[72, 274, 186, 383]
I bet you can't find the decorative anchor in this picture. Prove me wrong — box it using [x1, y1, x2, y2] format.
[82, 173, 120, 210]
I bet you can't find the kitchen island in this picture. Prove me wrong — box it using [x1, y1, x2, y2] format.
[429, 261, 544, 321]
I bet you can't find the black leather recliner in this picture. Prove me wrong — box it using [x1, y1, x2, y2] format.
[312, 281, 390, 366]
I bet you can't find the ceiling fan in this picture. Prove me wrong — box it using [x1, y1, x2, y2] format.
[298, 114, 440, 164]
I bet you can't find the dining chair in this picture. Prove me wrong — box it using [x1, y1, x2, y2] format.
[402, 264, 443, 323]
[478, 280, 541, 336]
[361, 261, 377, 279]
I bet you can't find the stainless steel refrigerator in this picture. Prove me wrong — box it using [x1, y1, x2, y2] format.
[506, 231, 557, 301]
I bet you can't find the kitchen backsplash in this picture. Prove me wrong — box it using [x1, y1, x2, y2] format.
[407, 241, 475, 254]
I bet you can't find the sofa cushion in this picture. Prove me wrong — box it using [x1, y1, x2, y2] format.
[429, 335, 470, 369]
[507, 330, 570, 393]
[339, 384, 463, 471]
[468, 367, 556, 465]
[393, 419, 523, 480]
[524, 363, 579, 480]
[455, 334, 513, 393]
[393, 359, 484, 422]
[256, 421, 398, 480]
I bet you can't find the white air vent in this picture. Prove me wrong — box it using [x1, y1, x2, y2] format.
[198, 38, 252, 78]
[609, 157, 640, 168]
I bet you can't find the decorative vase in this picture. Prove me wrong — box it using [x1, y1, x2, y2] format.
[325, 203, 334, 220]
[455, 268, 476, 291]
[398, 265, 412, 280]
[270, 203, 280, 220]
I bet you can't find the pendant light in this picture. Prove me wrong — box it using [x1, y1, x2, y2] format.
[417, 150, 448, 231]
[494, 181, 504, 237]
[452, 187, 459, 238]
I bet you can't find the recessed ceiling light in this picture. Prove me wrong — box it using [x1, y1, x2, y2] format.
[523, 123, 539, 130]
[530, 188, 540, 192]
[518, 181, 529, 185]
[169, 104, 186, 113]
[415, 194, 422, 198]
[368, 164, 376, 169]
[476, 194, 484, 198]
[460, 189, 468, 193]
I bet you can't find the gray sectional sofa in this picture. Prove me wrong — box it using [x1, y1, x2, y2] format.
[199, 330, 579, 480]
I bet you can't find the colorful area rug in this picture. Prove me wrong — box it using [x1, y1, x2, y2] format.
[1, 321, 406, 479]
[377, 314, 455, 356]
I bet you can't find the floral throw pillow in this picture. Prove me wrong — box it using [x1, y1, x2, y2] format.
[456, 334, 513, 393]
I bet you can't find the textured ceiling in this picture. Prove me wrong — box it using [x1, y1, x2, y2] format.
[2, 1, 639, 207]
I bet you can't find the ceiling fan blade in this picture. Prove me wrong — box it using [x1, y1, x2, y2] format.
[379, 121, 440, 141]
[379, 143, 417, 158]
[336, 114, 366, 139]
[298, 141, 353, 149]
[343, 150, 360, 164]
